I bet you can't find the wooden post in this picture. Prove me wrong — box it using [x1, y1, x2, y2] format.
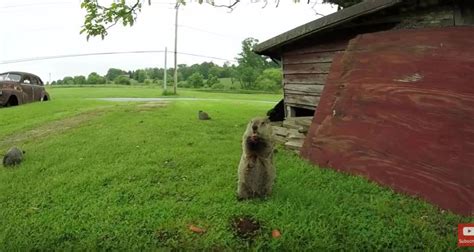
[164, 47, 167, 92]
[173, 2, 179, 94]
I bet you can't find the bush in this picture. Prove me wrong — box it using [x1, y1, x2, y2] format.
[144, 79, 153, 85]
[255, 68, 282, 91]
[211, 83, 225, 90]
[187, 72, 204, 88]
[178, 81, 191, 88]
[206, 74, 220, 86]
[114, 75, 131, 85]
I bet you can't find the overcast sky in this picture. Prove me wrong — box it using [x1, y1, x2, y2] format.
[0, 0, 337, 82]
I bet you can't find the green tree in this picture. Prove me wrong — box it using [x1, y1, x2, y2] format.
[206, 74, 220, 86]
[135, 69, 147, 83]
[237, 66, 259, 89]
[106, 68, 126, 81]
[209, 66, 223, 78]
[145, 68, 161, 80]
[235, 38, 277, 89]
[62, 76, 74, 85]
[256, 68, 283, 91]
[187, 72, 204, 88]
[73, 75, 87, 85]
[178, 64, 193, 81]
[87, 72, 106, 84]
[237, 38, 276, 71]
[221, 62, 233, 79]
[229, 65, 238, 84]
[114, 75, 131, 85]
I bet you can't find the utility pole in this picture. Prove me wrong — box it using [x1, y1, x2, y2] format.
[164, 47, 168, 92]
[173, 1, 179, 94]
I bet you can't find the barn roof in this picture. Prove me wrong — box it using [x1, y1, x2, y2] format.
[254, 0, 403, 56]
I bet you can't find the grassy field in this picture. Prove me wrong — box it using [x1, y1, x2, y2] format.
[0, 87, 470, 250]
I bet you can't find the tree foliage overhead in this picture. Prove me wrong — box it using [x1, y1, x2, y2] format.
[80, 0, 363, 39]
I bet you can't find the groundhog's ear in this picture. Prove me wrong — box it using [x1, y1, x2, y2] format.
[264, 117, 270, 123]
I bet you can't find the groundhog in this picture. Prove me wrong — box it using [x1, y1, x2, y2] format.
[3, 147, 25, 167]
[237, 117, 275, 200]
[198, 110, 211, 120]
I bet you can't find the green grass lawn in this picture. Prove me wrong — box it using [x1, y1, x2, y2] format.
[48, 85, 280, 100]
[0, 87, 470, 250]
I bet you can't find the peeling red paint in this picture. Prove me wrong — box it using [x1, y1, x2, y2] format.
[301, 27, 474, 216]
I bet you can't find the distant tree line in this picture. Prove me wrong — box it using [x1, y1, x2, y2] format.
[51, 38, 283, 92]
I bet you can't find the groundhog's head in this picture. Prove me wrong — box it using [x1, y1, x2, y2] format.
[245, 117, 272, 152]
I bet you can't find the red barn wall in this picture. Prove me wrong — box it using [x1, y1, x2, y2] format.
[300, 27, 474, 216]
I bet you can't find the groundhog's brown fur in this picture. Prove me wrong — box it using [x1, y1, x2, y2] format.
[3, 147, 24, 167]
[237, 117, 275, 200]
[198, 110, 211, 120]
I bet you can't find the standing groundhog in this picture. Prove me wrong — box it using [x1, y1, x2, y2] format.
[198, 110, 211, 120]
[237, 117, 275, 200]
[3, 147, 25, 167]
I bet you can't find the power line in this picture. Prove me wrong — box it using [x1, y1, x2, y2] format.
[0, 0, 175, 10]
[0, 50, 237, 64]
[0, 1, 77, 9]
[178, 24, 240, 39]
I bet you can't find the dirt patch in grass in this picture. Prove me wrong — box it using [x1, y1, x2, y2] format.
[0, 102, 169, 150]
[0, 110, 105, 150]
[231, 215, 262, 240]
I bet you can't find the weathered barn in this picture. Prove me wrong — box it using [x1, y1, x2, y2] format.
[255, 0, 474, 216]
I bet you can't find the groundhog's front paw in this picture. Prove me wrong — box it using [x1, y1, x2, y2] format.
[236, 193, 251, 201]
[236, 194, 247, 201]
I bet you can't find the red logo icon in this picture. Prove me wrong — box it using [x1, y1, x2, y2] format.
[458, 224, 474, 247]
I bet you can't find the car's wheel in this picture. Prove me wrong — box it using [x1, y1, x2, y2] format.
[5, 96, 19, 107]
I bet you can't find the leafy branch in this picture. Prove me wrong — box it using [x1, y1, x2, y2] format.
[80, 0, 143, 40]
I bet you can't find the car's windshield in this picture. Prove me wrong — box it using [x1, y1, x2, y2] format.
[0, 73, 21, 82]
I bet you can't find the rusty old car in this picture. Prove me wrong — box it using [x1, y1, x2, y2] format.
[0, 71, 50, 107]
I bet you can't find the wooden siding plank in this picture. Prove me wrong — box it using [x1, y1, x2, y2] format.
[285, 94, 321, 107]
[283, 52, 336, 64]
[284, 63, 332, 74]
[285, 102, 317, 111]
[284, 83, 325, 94]
[285, 90, 322, 96]
[284, 73, 328, 84]
[284, 39, 349, 55]
[301, 27, 474, 216]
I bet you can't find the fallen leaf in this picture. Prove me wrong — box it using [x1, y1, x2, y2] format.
[189, 224, 205, 234]
[272, 229, 281, 238]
